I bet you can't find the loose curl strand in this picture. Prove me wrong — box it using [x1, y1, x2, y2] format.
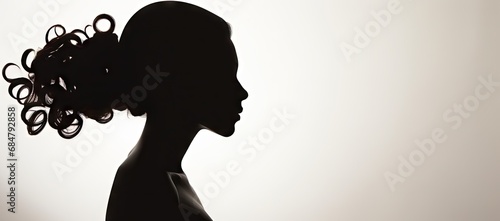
[3, 14, 120, 139]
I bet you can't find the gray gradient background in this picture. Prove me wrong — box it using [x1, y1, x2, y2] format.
[0, 0, 499, 220]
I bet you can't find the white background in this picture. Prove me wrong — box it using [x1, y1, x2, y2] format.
[0, 0, 500, 220]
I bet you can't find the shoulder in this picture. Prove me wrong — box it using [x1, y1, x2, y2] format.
[106, 163, 185, 220]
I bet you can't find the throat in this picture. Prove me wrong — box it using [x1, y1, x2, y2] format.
[127, 111, 202, 173]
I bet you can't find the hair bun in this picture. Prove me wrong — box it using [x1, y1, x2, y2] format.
[3, 14, 121, 139]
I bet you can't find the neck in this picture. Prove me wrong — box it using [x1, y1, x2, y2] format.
[127, 109, 201, 173]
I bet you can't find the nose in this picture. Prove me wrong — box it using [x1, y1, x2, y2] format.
[238, 81, 248, 101]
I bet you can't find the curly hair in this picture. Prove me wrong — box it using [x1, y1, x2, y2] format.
[3, 14, 124, 139]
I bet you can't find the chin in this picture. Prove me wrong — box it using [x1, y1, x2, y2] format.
[215, 126, 236, 137]
[201, 116, 240, 137]
[204, 124, 236, 137]
[221, 130, 235, 137]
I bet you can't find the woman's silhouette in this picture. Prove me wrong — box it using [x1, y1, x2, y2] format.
[3, 1, 247, 220]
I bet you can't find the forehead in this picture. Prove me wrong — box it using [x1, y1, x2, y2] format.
[197, 42, 238, 81]
[199, 38, 237, 64]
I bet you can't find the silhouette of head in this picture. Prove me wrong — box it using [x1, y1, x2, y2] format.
[2, 1, 248, 138]
[118, 1, 248, 137]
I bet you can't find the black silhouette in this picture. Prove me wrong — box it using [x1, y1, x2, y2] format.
[3, 1, 248, 220]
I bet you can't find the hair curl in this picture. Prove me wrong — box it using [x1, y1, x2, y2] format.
[3, 14, 124, 139]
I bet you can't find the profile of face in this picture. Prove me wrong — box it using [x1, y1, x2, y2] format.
[195, 39, 248, 136]
[163, 37, 248, 137]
